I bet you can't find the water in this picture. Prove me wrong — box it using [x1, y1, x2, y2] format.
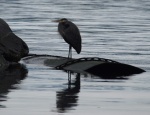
[0, 0, 150, 114]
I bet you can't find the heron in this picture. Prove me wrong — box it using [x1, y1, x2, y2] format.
[53, 18, 82, 58]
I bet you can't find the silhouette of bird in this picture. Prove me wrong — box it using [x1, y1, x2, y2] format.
[53, 18, 81, 58]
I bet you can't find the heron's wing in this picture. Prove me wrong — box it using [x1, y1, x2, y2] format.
[58, 21, 81, 54]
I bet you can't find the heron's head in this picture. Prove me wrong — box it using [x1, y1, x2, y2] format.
[53, 18, 68, 23]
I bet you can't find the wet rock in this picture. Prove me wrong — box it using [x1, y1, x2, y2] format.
[0, 18, 29, 62]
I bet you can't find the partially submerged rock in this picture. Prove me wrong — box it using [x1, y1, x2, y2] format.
[0, 18, 29, 63]
[23, 55, 145, 78]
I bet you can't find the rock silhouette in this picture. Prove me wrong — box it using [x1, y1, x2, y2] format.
[0, 18, 29, 62]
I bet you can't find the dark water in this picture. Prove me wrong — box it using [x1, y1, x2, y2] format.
[0, 0, 150, 115]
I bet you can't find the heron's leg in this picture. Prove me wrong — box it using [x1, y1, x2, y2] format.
[70, 46, 72, 58]
[68, 46, 70, 58]
[68, 45, 72, 58]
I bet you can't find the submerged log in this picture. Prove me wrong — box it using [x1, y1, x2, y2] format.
[0, 18, 29, 62]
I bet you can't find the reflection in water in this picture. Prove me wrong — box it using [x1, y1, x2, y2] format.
[56, 72, 80, 113]
[0, 64, 28, 108]
[55, 68, 131, 113]
[68, 71, 72, 84]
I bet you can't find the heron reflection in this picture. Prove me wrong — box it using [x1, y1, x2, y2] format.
[56, 72, 80, 113]
[53, 18, 82, 58]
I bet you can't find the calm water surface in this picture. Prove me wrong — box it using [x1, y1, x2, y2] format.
[0, 0, 150, 115]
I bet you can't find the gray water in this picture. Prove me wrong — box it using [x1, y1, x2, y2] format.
[0, 0, 150, 114]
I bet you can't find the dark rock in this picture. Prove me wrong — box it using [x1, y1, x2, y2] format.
[0, 18, 29, 62]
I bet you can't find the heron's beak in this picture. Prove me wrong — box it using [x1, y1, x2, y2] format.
[52, 19, 61, 22]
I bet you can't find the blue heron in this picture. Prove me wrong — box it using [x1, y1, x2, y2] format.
[53, 18, 82, 58]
